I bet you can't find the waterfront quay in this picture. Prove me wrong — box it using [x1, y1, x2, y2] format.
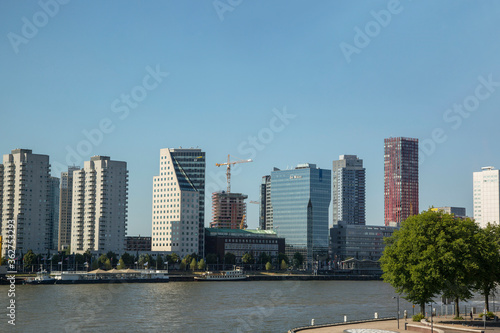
[290, 315, 500, 333]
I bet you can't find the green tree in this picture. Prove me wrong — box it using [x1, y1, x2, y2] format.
[277, 253, 289, 265]
[473, 223, 500, 312]
[117, 258, 126, 269]
[98, 254, 108, 269]
[439, 217, 480, 317]
[224, 252, 236, 268]
[106, 251, 118, 267]
[138, 254, 152, 269]
[179, 258, 187, 271]
[381, 209, 478, 315]
[258, 252, 270, 268]
[121, 252, 135, 268]
[51, 254, 61, 267]
[156, 255, 165, 270]
[190, 258, 197, 272]
[170, 252, 180, 264]
[103, 258, 112, 270]
[293, 252, 304, 268]
[83, 249, 92, 263]
[198, 259, 206, 271]
[91, 259, 99, 270]
[281, 259, 288, 270]
[24, 250, 36, 272]
[242, 253, 255, 265]
[75, 253, 85, 269]
[206, 253, 218, 265]
[265, 261, 272, 271]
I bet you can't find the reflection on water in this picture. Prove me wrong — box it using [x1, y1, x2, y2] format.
[0, 280, 492, 333]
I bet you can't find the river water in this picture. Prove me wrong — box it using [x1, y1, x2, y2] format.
[0, 280, 492, 333]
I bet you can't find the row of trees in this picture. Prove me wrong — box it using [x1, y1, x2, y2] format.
[6, 248, 306, 273]
[203, 251, 305, 270]
[381, 209, 500, 317]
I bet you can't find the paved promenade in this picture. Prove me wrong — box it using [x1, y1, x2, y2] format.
[291, 315, 500, 333]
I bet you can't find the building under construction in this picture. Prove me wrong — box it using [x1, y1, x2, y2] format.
[211, 191, 247, 229]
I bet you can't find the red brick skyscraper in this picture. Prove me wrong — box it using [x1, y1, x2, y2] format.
[384, 137, 419, 226]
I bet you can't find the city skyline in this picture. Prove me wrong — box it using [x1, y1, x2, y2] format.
[1, 2, 500, 236]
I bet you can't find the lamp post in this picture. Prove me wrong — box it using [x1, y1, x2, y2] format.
[393, 296, 400, 329]
[430, 302, 434, 333]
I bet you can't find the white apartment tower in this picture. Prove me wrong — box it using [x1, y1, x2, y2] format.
[151, 148, 205, 257]
[71, 156, 128, 254]
[0, 149, 52, 255]
[473, 166, 500, 228]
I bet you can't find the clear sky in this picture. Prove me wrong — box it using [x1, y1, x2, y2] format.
[1, 1, 500, 236]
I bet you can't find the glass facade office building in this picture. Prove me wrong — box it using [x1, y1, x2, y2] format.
[271, 164, 331, 268]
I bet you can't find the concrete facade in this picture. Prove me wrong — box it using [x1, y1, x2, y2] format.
[0, 149, 52, 255]
[473, 166, 500, 228]
[71, 156, 128, 254]
[210, 191, 248, 229]
[332, 155, 366, 226]
[58, 166, 79, 251]
[151, 148, 205, 258]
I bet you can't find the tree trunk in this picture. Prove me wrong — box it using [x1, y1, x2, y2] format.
[485, 292, 490, 313]
[420, 302, 425, 316]
[454, 297, 460, 318]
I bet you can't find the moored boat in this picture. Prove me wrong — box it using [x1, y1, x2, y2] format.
[194, 266, 248, 281]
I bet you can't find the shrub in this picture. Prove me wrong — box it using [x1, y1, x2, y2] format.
[413, 313, 425, 322]
[479, 312, 495, 319]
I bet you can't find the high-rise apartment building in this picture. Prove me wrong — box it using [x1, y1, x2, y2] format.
[271, 163, 331, 268]
[473, 166, 500, 228]
[0, 149, 51, 255]
[332, 155, 365, 225]
[384, 137, 419, 226]
[48, 176, 60, 250]
[151, 148, 205, 257]
[259, 175, 272, 230]
[58, 166, 79, 251]
[71, 156, 128, 254]
[211, 191, 248, 229]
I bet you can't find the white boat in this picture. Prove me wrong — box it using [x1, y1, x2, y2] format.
[25, 270, 56, 284]
[194, 266, 248, 281]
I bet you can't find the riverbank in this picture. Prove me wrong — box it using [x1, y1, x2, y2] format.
[2, 271, 382, 284]
[290, 314, 500, 333]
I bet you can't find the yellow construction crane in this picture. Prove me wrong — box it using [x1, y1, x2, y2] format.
[240, 214, 247, 229]
[215, 155, 252, 193]
[249, 200, 259, 204]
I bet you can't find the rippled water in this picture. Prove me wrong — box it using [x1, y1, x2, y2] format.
[0, 280, 491, 333]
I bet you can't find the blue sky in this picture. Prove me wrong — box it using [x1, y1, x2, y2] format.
[1, 1, 500, 236]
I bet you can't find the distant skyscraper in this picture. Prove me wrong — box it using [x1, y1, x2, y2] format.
[259, 175, 272, 230]
[473, 166, 500, 228]
[0, 149, 51, 255]
[71, 156, 128, 254]
[151, 148, 205, 257]
[271, 163, 331, 268]
[211, 191, 248, 229]
[58, 166, 79, 251]
[332, 155, 365, 225]
[384, 137, 419, 226]
[48, 176, 60, 250]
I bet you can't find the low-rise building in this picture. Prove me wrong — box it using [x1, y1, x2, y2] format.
[205, 228, 285, 265]
[329, 222, 398, 268]
[431, 207, 467, 219]
[125, 236, 152, 252]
